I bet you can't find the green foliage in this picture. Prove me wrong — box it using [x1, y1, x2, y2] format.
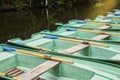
[13, 0, 28, 9]
[48, 0, 74, 7]
[0, 0, 76, 10]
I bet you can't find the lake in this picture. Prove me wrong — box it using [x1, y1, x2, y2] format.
[0, 0, 120, 43]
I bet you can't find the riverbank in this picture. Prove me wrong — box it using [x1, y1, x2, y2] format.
[0, 0, 93, 12]
[0, 0, 120, 43]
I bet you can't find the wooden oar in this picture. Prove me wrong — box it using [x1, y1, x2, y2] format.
[2, 46, 73, 64]
[70, 27, 120, 31]
[7, 42, 120, 63]
[43, 35, 109, 47]
[59, 37, 109, 47]
[87, 21, 120, 26]
[6, 42, 105, 61]
[112, 17, 120, 20]
[66, 28, 120, 36]
[0, 72, 21, 80]
[77, 29, 120, 36]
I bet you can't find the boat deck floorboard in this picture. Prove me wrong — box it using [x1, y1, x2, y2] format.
[4, 68, 46, 80]
[5, 68, 24, 77]
[18, 60, 59, 80]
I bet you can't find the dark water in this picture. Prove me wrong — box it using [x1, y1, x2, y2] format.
[0, 0, 120, 43]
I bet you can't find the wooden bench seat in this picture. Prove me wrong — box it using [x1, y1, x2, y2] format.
[18, 60, 59, 80]
[91, 35, 110, 40]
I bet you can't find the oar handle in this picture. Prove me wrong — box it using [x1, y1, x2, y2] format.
[105, 32, 120, 36]
[78, 29, 120, 36]
[78, 29, 108, 35]
[87, 21, 119, 26]
[78, 29, 101, 34]
[50, 57, 74, 64]
[112, 17, 120, 20]
[16, 50, 74, 64]
[59, 38, 109, 47]
[87, 21, 106, 25]
[89, 42, 109, 47]
[16, 50, 45, 58]
[59, 37, 83, 43]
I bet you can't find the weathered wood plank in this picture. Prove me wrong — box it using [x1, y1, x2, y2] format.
[6, 69, 21, 75]
[18, 60, 59, 80]
[63, 44, 89, 54]
[4, 68, 17, 74]
[98, 26, 111, 29]
[11, 70, 24, 77]
[5, 68, 24, 77]
[91, 35, 110, 40]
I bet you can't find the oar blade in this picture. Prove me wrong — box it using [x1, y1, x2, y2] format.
[44, 35, 58, 39]
[2, 46, 16, 52]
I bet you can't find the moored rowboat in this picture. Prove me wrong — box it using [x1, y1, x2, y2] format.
[8, 32, 120, 62]
[40, 27, 120, 43]
[56, 19, 120, 31]
[0, 44, 120, 80]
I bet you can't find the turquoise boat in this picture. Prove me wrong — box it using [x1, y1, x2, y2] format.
[8, 32, 120, 62]
[106, 9, 120, 24]
[40, 27, 120, 50]
[1, 8, 120, 80]
[40, 27, 120, 43]
[93, 10, 120, 23]
[0, 45, 120, 80]
[55, 19, 120, 31]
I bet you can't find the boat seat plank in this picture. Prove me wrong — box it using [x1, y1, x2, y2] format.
[4, 68, 24, 77]
[91, 35, 110, 40]
[63, 35, 110, 54]
[4, 68, 17, 74]
[63, 44, 89, 54]
[18, 60, 59, 80]
[98, 26, 111, 29]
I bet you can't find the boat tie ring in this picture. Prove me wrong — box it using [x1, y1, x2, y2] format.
[82, 41, 89, 45]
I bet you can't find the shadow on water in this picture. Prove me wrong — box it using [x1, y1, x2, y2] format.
[0, 0, 120, 43]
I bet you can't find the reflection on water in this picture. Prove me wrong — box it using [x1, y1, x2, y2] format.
[0, 0, 120, 43]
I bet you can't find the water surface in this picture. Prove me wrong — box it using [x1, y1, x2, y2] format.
[0, 0, 120, 43]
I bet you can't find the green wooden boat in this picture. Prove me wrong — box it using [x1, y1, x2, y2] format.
[93, 10, 120, 23]
[40, 27, 120, 51]
[106, 10, 120, 23]
[56, 9, 120, 30]
[1, 45, 120, 80]
[55, 19, 120, 31]
[93, 15, 112, 23]
[8, 32, 120, 62]
[40, 27, 120, 43]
